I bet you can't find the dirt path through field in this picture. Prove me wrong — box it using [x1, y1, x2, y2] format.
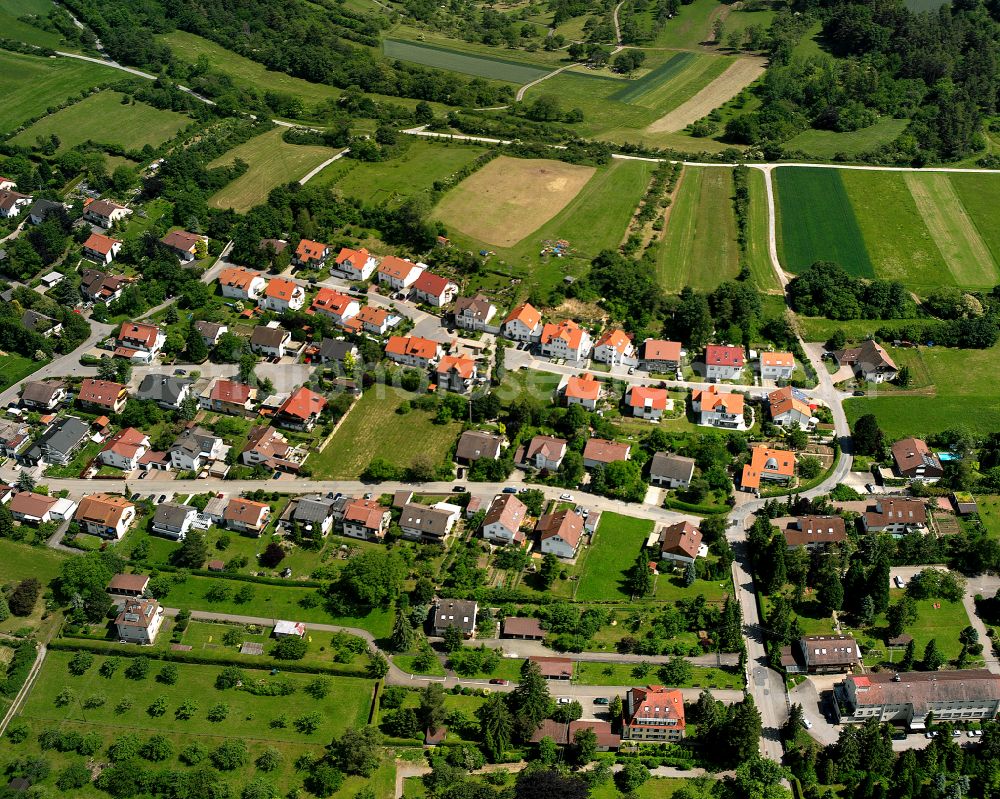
[645, 56, 765, 133]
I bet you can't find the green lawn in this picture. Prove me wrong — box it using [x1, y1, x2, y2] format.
[382, 39, 549, 84]
[573, 660, 742, 689]
[310, 387, 461, 479]
[0, 51, 114, 135]
[648, 0, 722, 48]
[11, 91, 189, 152]
[590, 777, 695, 799]
[0, 0, 69, 50]
[0, 538, 67, 586]
[574, 513, 656, 602]
[496, 368, 563, 407]
[795, 315, 917, 344]
[0, 353, 49, 389]
[208, 128, 338, 212]
[783, 118, 908, 159]
[975, 496, 1000, 540]
[873, 593, 973, 664]
[949, 173, 1000, 270]
[746, 166, 780, 292]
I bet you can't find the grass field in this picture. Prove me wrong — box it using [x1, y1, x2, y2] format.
[648, 0, 722, 49]
[0, 0, 67, 50]
[314, 138, 486, 203]
[0, 51, 113, 135]
[208, 128, 336, 212]
[311, 387, 461, 479]
[0, 353, 49, 388]
[435, 156, 595, 247]
[774, 166, 874, 277]
[950, 173, 1000, 267]
[612, 53, 733, 114]
[783, 118, 908, 159]
[0, 540, 66, 636]
[12, 91, 189, 152]
[574, 513, 655, 601]
[655, 165, 740, 292]
[879, 593, 972, 663]
[573, 661, 742, 689]
[383, 39, 549, 84]
[747, 167, 780, 291]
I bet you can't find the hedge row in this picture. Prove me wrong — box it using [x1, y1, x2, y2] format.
[137, 562, 325, 589]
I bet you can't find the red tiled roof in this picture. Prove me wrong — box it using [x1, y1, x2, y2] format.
[564, 374, 600, 401]
[628, 385, 669, 410]
[343, 498, 387, 531]
[224, 498, 270, 525]
[582, 438, 629, 464]
[412, 271, 453, 297]
[161, 230, 201, 252]
[118, 322, 160, 349]
[264, 278, 300, 300]
[693, 386, 744, 415]
[536, 509, 584, 549]
[540, 319, 586, 350]
[79, 379, 125, 407]
[277, 386, 327, 421]
[385, 335, 438, 360]
[595, 329, 631, 354]
[295, 239, 328, 261]
[436, 354, 475, 379]
[101, 428, 147, 459]
[378, 255, 421, 280]
[335, 246, 369, 266]
[626, 685, 685, 730]
[659, 521, 702, 559]
[640, 339, 682, 362]
[83, 232, 120, 256]
[310, 288, 355, 316]
[761, 351, 794, 367]
[741, 446, 796, 489]
[705, 344, 745, 367]
[211, 379, 253, 405]
[219, 267, 262, 291]
[503, 302, 541, 329]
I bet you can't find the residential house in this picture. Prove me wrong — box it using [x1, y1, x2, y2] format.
[436, 354, 477, 393]
[20, 310, 61, 338]
[28, 198, 63, 225]
[250, 324, 292, 358]
[274, 386, 327, 431]
[455, 430, 502, 464]
[115, 597, 164, 644]
[482, 493, 528, 546]
[623, 686, 686, 743]
[274, 620, 306, 638]
[292, 495, 339, 537]
[74, 494, 136, 540]
[201, 496, 228, 526]
[792, 635, 860, 674]
[314, 338, 358, 366]
[539, 319, 591, 362]
[768, 386, 813, 428]
[151, 503, 198, 540]
[377, 256, 424, 292]
[892, 437, 944, 482]
[454, 295, 496, 332]
[517, 435, 567, 471]
[502, 302, 543, 342]
[193, 320, 227, 348]
[294, 239, 330, 268]
[740, 446, 796, 493]
[833, 339, 899, 383]
[200, 379, 256, 415]
[582, 438, 630, 470]
[562, 373, 601, 410]
[82, 232, 121, 264]
[261, 278, 305, 313]
[223, 498, 271, 536]
[530, 656, 573, 680]
[863, 499, 927, 535]
[691, 386, 746, 430]
[502, 617, 546, 640]
[332, 246, 376, 280]
[626, 385, 670, 421]
[218, 267, 267, 302]
[136, 374, 191, 410]
[39, 271, 63, 289]
[0, 419, 29, 458]
[0, 190, 31, 219]
[77, 379, 127, 414]
[24, 416, 88, 466]
[107, 574, 149, 600]
[259, 238, 288, 259]
[593, 329, 637, 367]
[399, 502, 460, 544]
[411, 271, 458, 306]
[638, 339, 683, 373]
[704, 345, 745, 381]
[782, 515, 847, 550]
[80, 269, 128, 304]
[341, 497, 391, 541]
[169, 426, 225, 471]
[241, 425, 307, 472]
[309, 288, 359, 326]
[656, 521, 703, 565]
[10, 492, 59, 525]
[99, 428, 150, 471]
[530, 720, 619, 752]
[20, 380, 67, 411]
[116, 322, 165, 364]
[649, 452, 695, 489]
[83, 198, 131, 228]
[354, 306, 399, 336]
[160, 230, 205, 262]
[431, 598, 478, 637]
[759, 351, 795, 381]
[834, 669, 1000, 729]
[0, 177, 14, 190]
[384, 335, 441, 369]
[537, 509, 585, 559]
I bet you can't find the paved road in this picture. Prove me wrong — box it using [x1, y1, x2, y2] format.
[299, 149, 350, 185]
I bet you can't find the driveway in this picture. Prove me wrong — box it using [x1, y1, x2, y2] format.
[788, 677, 839, 746]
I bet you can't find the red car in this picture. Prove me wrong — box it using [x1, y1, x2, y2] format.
[489, 679, 510, 686]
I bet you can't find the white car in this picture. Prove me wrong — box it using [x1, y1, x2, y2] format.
[802, 718, 813, 729]
[557, 697, 571, 705]
[560, 493, 574, 502]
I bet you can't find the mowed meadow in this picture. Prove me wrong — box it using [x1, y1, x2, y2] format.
[775, 167, 1000, 291]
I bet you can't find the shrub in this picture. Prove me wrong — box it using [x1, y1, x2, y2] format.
[211, 740, 249, 770]
[56, 761, 92, 790]
[125, 656, 150, 680]
[256, 748, 282, 772]
[157, 664, 179, 685]
[207, 702, 230, 722]
[271, 637, 308, 660]
[180, 742, 208, 765]
[68, 651, 94, 675]
[140, 734, 173, 762]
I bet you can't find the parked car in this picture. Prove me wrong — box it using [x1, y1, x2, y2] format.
[593, 697, 610, 705]
[453, 485, 467, 492]
[557, 697, 571, 705]
[502, 487, 518, 494]
[802, 718, 813, 729]
[489, 679, 509, 686]
[560, 493, 574, 501]
[853, 390, 866, 396]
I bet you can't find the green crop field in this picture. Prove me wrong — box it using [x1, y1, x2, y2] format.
[610, 52, 732, 113]
[11, 91, 189, 152]
[747, 167, 780, 291]
[383, 39, 549, 84]
[648, 0, 722, 49]
[0, 51, 113, 135]
[783, 118, 908, 159]
[655, 165, 741, 292]
[0, 539, 67, 586]
[311, 387, 461, 479]
[950, 173, 1000, 267]
[207, 128, 337, 212]
[611, 52, 697, 103]
[774, 166, 874, 277]
[316, 138, 487, 203]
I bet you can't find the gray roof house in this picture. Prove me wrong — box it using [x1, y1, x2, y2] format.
[649, 452, 696, 489]
[21, 309, 61, 338]
[316, 338, 358, 365]
[455, 430, 502, 464]
[431, 598, 478, 637]
[292, 495, 338, 536]
[137, 374, 192, 409]
[28, 198, 64, 225]
[399, 502, 459, 544]
[20, 380, 67, 410]
[23, 416, 89, 466]
[151, 503, 198, 540]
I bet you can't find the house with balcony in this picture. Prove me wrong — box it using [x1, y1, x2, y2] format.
[638, 339, 683, 373]
[83, 198, 130, 228]
[655, 521, 704, 565]
[261, 278, 305, 312]
[99, 428, 150, 471]
[623, 686, 686, 743]
[341, 498, 391, 541]
[759, 351, 795, 381]
[75, 493, 136, 540]
[482, 493, 527, 546]
[116, 322, 165, 364]
[385, 335, 441, 369]
[539, 319, 591, 362]
[436, 354, 477, 393]
[691, 386, 745, 430]
[377, 256, 424, 293]
[160, 230, 206, 262]
[649, 452, 695, 489]
[502, 302, 542, 342]
[78, 379, 128, 414]
[309, 288, 359, 326]
[169, 426, 225, 471]
[537, 509, 585, 559]
[703, 345, 745, 381]
[241, 425, 307, 473]
[223, 498, 271, 536]
[768, 386, 814, 428]
[740, 446, 796, 493]
[250, 324, 292, 359]
[516, 435, 567, 471]
[561, 373, 601, 410]
[200, 379, 256, 416]
[80, 269, 129, 304]
[219, 267, 267, 302]
[83, 232, 121, 264]
[115, 597, 164, 644]
[454, 295, 497, 332]
[274, 386, 327, 431]
[294, 239, 330, 268]
[332, 247, 377, 280]
[411, 271, 458, 306]
[151, 503, 199, 540]
[626, 385, 671, 421]
[862, 499, 927, 535]
[593, 329, 637, 367]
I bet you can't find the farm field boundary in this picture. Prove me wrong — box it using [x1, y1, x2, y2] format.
[611, 52, 697, 103]
[382, 39, 549, 84]
[646, 56, 765, 133]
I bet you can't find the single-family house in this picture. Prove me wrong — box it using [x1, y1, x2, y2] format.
[74, 493, 136, 539]
[704, 345, 745, 381]
[82, 232, 121, 264]
[623, 686, 686, 742]
[454, 295, 496, 332]
[482, 493, 527, 546]
[411, 271, 458, 306]
[115, 597, 164, 644]
[562, 373, 601, 410]
[431, 598, 478, 638]
[0, 190, 31, 219]
[28, 198, 63, 225]
[582, 438, 630, 469]
[354, 305, 399, 336]
[116, 322, 165, 364]
[656, 521, 703, 565]
[80, 269, 128, 304]
[83, 198, 130, 228]
[193, 320, 227, 348]
[294, 239, 330, 268]
[39, 271, 63, 289]
[626, 385, 671, 421]
[259, 238, 288, 259]
[200, 379, 256, 415]
[20, 310, 61, 338]
[455, 430, 502, 464]
[795, 635, 861, 674]
[250, 324, 292, 358]
[291, 495, 339, 537]
[638, 339, 683, 373]
[78, 378, 128, 414]
[892, 437, 944, 482]
[169, 426, 225, 471]
[740, 445, 796, 492]
[151, 503, 198, 540]
[691, 386, 746, 430]
[759, 351, 795, 381]
[385, 335, 441, 368]
[10, 492, 60, 525]
[502, 302, 543, 342]
[593, 329, 637, 367]
[332, 246, 376, 280]
[20, 380, 67, 411]
[160, 230, 205, 262]
[436, 354, 477, 393]
[0, 177, 14, 191]
[135, 375, 191, 413]
[314, 338, 358, 366]
[517, 435, 567, 471]
[768, 386, 813, 428]
[377, 256, 424, 292]
[782, 515, 847, 550]
[261, 278, 305, 312]
[341, 497, 391, 541]
[99, 428, 150, 471]
[537, 509, 585, 559]
[539, 319, 591, 362]
[399, 502, 460, 544]
[649, 452, 695, 489]
[309, 288, 359, 326]
[863, 499, 927, 535]
[218, 267, 267, 302]
[0, 420, 29, 458]
[241, 425, 307, 472]
[23, 416, 88, 466]
[224, 498, 271, 536]
[833, 340, 899, 383]
[274, 386, 327, 431]
[530, 720, 620, 751]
